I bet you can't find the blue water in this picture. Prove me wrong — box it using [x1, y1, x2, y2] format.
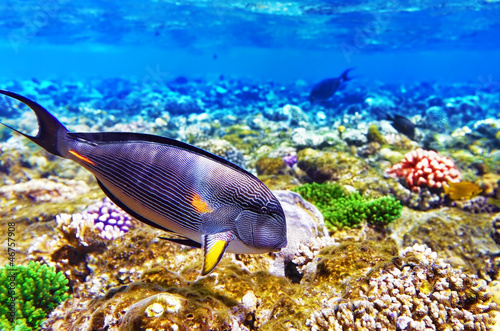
[1, 0, 499, 84]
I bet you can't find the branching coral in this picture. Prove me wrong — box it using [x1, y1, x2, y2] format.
[293, 182, 402, 230]
[0, 261, 70, 331]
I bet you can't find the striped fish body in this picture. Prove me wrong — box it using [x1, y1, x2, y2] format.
[0, 90, 287, 275]
[64, 133, 286, 254]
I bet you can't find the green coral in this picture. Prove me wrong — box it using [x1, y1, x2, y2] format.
[0, 261, 70, 331]
[293, 182, 402, 230]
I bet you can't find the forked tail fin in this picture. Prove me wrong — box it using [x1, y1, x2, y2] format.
[0, 89, 68, 156]
[340, 68, 354, 82]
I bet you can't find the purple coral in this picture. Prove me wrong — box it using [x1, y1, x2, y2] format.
[83, 197, 133, 240]
[451, 196, 500, 214]
[283, 154, 297, 168]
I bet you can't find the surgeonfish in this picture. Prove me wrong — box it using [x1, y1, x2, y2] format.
[443, 180, 482, 201]
[309, 68, 353, 104]
[386, 114, 416, 140]
[0, 89, 287, 275]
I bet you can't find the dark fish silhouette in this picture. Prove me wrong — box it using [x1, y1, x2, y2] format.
[386, 114, 416, 140]
[309, 68, 353, 104]
[0, 90, 287, 275]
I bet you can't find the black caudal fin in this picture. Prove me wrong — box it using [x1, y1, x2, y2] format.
[339, 68, 354, 82]
[0, 89, 68, 156]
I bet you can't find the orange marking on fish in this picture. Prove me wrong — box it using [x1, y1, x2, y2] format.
[192, 193, 213, 214]
[69, 150, 96, 166]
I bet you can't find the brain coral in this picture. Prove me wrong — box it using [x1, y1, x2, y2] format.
[307, 244, 497, 331]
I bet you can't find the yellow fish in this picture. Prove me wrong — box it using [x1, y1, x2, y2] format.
[443, 181, 482, 201]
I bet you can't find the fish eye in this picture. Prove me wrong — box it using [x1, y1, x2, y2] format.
[260, 206, 269, 214]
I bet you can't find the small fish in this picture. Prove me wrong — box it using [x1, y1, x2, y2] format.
[0, 90, 287, 275]
[386, 114, 416, 140]
[309, 68, 353, 104]
[443, 181, 482, 201]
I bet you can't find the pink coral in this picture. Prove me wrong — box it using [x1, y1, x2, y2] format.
[386, 148, 461, 192]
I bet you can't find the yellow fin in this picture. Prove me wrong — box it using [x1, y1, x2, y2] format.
[443, 182, 450, 195]
[202, 231, 235, 276]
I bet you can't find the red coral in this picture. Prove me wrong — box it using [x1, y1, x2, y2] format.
[386, 148, 461, 192]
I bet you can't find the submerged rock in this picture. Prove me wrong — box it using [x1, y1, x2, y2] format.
[0, 178, 90, 203]
[195, 139, 246, 169]
[269, 190, 333, 281]
[296, 148, 369, 183]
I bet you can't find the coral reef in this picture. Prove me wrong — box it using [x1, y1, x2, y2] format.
[267, 190, 334, 282]
[386, 148, 461, 192]
[164, 94, 204, 116]
[0, 261, 70, 331]
[255, 156, 287, 176]
[391, 207, 500, 280]
[220, 124, 261, 152]
[282, 154, 298, 168]
[492, 214, 500, 246]
[291, 128, 344, 149]
[378, 147, 405, 165]
[293, 182, 402, 230]
[3, 76, 500, 330]
[0, 178, 90, 203]
[40, 190, 335, 330]
[480, 173, 500, 198]
[367, 124, 388, 145]
[423, 105, 451, 133]
[405, 187, 446, 211]
[41, 240, 498, 331]
[307, 244, 497, 331]
[452, 196, 500, 214]
[343, 127, 368, 146]
[263, 104, 309, 127]
[296, 148, 368, 183]
[195, 139, 246, 168]
[27, 212, 108, 285]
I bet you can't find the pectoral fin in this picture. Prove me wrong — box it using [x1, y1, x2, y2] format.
[202, 231, 235, 275]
